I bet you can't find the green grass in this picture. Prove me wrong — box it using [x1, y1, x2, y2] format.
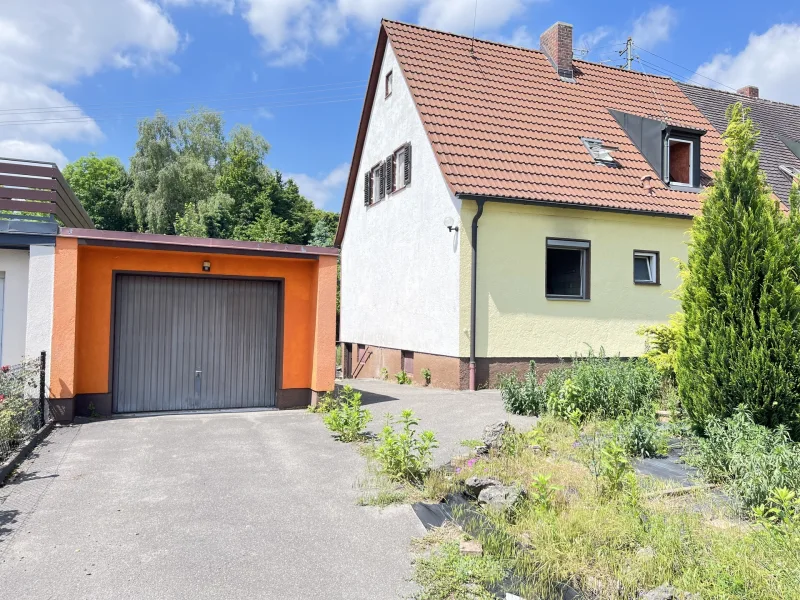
[410, 419, 800, 600]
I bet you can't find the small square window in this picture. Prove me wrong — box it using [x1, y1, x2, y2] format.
[668, 138, 693, 186]
[634, 251, 659, 284]
[385, 71, 393, 98]
[393, 146, 407, 191]
[546, 239, 590, 299]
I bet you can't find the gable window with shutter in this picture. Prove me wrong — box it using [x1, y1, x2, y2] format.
[367, 163, 381, 205]
[391, 143, 412, 192]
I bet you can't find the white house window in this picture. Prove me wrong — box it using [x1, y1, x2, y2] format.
[668, 138, 693, 186]
[370, 164, 382, 204]
[393, 146, 407, 191]
[634, 251, 659, 284]
[546, 239, 590, 299]
[385, 71, 393, 98]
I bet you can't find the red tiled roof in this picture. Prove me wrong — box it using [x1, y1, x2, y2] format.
[335, 21, 725, 245]
[385, 20, 723, 213]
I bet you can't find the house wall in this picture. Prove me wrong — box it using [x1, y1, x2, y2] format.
[339, 40, 462, 357]
[25, 245, 55, 384]
[49, 240, 337, 418]
[0, 249, 29, 365]
[459, 200, 690, 358]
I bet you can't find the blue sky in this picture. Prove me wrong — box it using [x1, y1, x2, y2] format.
[1, 0, 799, 211]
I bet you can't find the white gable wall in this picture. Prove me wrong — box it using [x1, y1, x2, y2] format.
[339, 41, 462, 357]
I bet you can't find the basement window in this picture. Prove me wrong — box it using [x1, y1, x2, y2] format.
[668, 138, 693, 186]
[634, 251, 659, 284]
[546, 238, 590, 300]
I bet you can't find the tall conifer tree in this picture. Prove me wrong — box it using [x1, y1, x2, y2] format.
[677, 104, 800, 434]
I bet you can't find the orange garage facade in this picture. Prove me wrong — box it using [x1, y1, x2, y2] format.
[48, 228, 337, 421]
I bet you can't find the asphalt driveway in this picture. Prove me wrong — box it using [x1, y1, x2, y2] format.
[0, 380, 533, 600]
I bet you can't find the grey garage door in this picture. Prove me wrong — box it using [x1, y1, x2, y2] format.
[112, 275, 280, 413]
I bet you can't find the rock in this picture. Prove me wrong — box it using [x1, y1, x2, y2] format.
[640, 584, 700, 600]
[482, 420, 511, 450]
[459, 539, 483, 556]
[636, 546, 656, 560]
[477, 484, 525, 512]
[464, 476, 503, 497]
[474, 445, 489, 455]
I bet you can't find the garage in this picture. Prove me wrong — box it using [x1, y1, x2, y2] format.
[112, 275, 280, 413]
[47, 229, 337, 421]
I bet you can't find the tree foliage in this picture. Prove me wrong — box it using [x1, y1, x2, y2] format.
[62, 153, 134, 231]
[66, 108, 338, 246]
[676, 103, 800, 435]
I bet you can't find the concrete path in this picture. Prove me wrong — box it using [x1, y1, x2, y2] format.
[0, 380, 533, 600]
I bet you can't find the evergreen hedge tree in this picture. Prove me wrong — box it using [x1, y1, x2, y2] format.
[676, 103, 800, 435]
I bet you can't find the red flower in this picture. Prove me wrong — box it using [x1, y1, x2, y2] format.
[1, 366, 8, 373]
[0, 394, 5, 403]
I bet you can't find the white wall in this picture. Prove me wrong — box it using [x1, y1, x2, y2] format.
[0, 249, 30, 365]
[25, 245, 54, 383]
[339, 41, 463, 357]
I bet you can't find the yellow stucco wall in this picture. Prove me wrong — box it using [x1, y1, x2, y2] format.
[458, 200, 691, 358]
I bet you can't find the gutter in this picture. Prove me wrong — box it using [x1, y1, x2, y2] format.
[469, 199, 485, 391]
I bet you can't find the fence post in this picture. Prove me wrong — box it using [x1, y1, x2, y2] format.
[39, 351, 47, 428]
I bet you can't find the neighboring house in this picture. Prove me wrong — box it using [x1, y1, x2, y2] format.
[0, 158, 94, 383]
[336, 20, 726, 390]
[678, 83, 800, 204]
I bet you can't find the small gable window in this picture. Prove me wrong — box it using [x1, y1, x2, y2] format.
[633, 251, 659, 285]
[546, 238, 590, 300]
[668, 138, 693, 186]
[393, 145, 410, 191]
[385, 71, 393, 98]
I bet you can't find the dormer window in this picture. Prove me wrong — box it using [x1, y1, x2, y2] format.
[668, 138, 693, 186]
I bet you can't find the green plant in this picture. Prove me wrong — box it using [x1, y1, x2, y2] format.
[374, 409, 438, 482]
[753, 488, 800, 533]
[413, 539, 505, 600]
[308, 390, 341, 413]
[499, 361, 547, 416]
[379, 367, 389, 380]
[677, 104, 800, 435]
[529, 474, 561, 511]
[395, 370, 412, 385]
[598, 439, 633, 499]
[323, 387, 372, 442]
[684, 408, 800, 511]
[637, 313, 682, 384]
[615, 410, 668, 458]
[421, 368, 431, 386]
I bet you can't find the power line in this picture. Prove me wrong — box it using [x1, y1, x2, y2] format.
[0, 79, 368, 117]
[633, 43, 739, 92]
[636, 56, 669, 122]
[0, 95, 365, 128]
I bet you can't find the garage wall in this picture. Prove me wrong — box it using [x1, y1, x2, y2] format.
[50, 241, 336, 411]
[0, 249, 29, 365]
[25, 245, 54, 385]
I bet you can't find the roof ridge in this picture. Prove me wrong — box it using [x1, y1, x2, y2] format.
[382, 19, 674, 84]
[678, 80, 800, 111]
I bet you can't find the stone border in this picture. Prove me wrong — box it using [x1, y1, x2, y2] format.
[0, 422, 54, 486]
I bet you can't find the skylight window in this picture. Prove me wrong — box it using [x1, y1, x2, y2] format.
[780, 165, 800, 180]
[581, 138, 620, 167]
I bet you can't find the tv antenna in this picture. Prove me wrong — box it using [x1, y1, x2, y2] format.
[470, 0, 478, 55]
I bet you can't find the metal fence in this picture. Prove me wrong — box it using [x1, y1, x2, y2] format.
[0, 352, 47, 465]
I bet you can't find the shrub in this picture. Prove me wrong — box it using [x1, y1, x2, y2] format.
[637, 313, 682, 384]
[421, 368, 432, 386]
[395, 370, 412, 385]
[323, 387, 372, 442]
[677, 104, 800, 435]
[307, 390, 340, 413]
[374, 409, 438, 482]
[614, 410, 669, 458]
[684, 408, 800, 511]
[380, 367, 389, 381]
[501, 353, 661, 419]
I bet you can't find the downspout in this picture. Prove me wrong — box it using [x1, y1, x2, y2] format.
[469, 199, 485, 391]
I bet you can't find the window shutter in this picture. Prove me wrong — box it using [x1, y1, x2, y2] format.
[378, 162, 386, 199]
[403, 144, 412, 186]
[364, 171, 371, 206]
[385, 154, 394, 195]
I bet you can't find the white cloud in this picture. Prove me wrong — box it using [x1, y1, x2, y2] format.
[0, 140, 68, 167]
[240, 0, 538, 66]
[498, 26, 535, 49]
[287, 163, 350, 209]
[0, 0, 183, 166]
[631, 5, 677, 50]
[577, 26, 611, 54]
[696, 23, 800, 104]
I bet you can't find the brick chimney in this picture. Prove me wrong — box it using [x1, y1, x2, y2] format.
[540, 22, 574, 80]
[737, 85, 759, 99]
